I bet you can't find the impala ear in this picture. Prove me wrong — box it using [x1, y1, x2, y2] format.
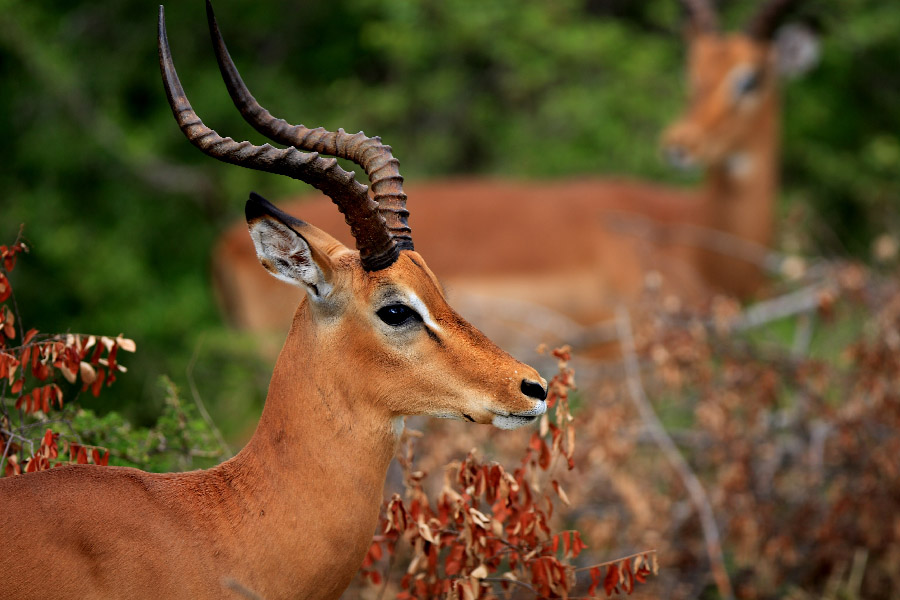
[774, 23, 820, 79]
[245, 192, 335, 301]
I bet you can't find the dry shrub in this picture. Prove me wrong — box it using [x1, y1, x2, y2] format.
[1, 230, 135, 477]
[353, 262, 900, 600]
[351, 348, 657, 599]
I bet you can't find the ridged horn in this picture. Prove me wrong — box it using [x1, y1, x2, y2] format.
[158, 5, 401, 271]
[205, 0, 412, 256]
[679, 0, 719, 32]
[746, 0, 804, 40]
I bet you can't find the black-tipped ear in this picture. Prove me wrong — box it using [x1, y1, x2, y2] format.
[246, 192, 309, 231]
[245, 192, 335, 300]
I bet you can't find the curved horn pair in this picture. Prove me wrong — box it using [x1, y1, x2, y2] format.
[158, 2, 412, 271]
[679, 0, 804, 39]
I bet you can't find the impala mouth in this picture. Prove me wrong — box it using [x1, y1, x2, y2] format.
[663, 145, 700, 172]
[490, 400, 547, 430]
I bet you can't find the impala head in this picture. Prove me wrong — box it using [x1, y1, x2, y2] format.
[662, 0, 818, 173]
[159, 2, 547, 429]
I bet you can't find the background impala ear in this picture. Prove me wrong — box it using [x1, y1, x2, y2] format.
[774, 23, 820, 79]
[246, 192, 335, 301]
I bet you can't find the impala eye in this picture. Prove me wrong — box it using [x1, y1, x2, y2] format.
[377, 304, 421, 327]
[733, 69, 762, 98]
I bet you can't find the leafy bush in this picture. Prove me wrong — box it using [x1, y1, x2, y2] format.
[0, 231, 226, 477]
[352, 347, 658, 599]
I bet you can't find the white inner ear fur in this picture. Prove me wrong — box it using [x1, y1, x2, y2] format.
[249, 219, 333, 300]
[775, 23, 820, 79]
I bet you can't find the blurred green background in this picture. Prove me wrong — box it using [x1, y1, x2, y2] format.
[2, 0, 898, 435]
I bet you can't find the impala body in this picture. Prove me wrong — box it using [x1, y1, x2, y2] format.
[212, 0, 818, 344]
[0, 5, 547, 599]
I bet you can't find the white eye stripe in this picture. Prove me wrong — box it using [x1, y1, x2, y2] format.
[405, 292, 443, 334]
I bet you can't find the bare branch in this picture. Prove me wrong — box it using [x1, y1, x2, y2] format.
[572, 548, 657, 572]
[615, 306, 734, 600]
[221, 577, 265, 600]
[733, 282, 830, 332]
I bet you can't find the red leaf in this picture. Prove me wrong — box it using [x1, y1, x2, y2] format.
[99, 451, 110, 466]
[4, 455, 20, 477]
[622, 558, 635, 593]
[531, 559, 551, 597]
[587, 566, 602, 596]
[538, 438, 551, 470]
[370, 541, 383, 561]
[445, 545, 464, 576]
[571, 531, 586, 558]
[415, 578, 427, 596]
[77, 446, 88, 465]
[604, 563, 620, 596]
[91, 368, 106, 397]
[23, 328, 39, 344]
[551, 346, 571, 361]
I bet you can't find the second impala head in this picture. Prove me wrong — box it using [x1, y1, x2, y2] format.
[246, 194, 548, 429]
[660, 0, 818, 172]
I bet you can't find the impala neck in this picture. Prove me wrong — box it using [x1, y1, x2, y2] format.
[699, 92, 780, 296]
[219, 300, 398, 599]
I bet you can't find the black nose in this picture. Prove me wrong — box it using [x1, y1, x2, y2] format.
[520, 379, 548, 400]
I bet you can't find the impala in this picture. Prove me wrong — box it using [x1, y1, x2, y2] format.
[212, 0, 818, 347]
[0, 5, 548, 599]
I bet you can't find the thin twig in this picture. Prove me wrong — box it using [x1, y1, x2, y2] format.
[450, 573, 537, 595]
[572, 548, 657, 572]
[186, 336, 232, 457]
[733, 282, 830, 332]
[1, 428, 16, 475]
[221, 577, 264, 600]
[374, 546, 397, 600]
[1, 376, 9, 426]
[0, 331, 116, 353]
[791, 311, 816, 358]
[7, 225, 28, 344]
[615, 306, 734, 600]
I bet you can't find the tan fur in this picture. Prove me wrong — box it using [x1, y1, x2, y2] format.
[213, 30, 787, 339]
[0, 227, 546, 599]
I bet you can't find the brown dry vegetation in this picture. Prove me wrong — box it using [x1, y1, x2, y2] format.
[348, 260, 900, 599]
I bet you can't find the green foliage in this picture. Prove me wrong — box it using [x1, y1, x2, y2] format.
[69, 376, 227, 472]
[0, 232, 225, 476]
[1, 0, 897, 430]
